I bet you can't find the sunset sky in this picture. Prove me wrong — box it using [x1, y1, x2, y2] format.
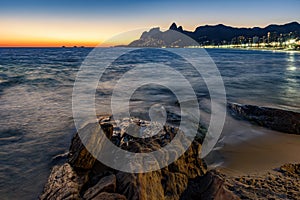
[1, 0, 300, 47]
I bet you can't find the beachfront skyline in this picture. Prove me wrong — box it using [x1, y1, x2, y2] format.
[1, 0, 300, 47]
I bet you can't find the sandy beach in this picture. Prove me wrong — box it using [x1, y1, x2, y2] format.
[209, 115, 300, 176]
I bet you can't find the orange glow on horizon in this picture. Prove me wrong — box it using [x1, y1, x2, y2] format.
[0, 17, 142, 47]
[0, 40, 99, 47]
[0, 37, 104, 47]
[0, 38, 135, 47]
[0, 39, 136, 48]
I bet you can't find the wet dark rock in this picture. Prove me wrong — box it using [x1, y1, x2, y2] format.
[40, 163, 88, 200]
[228, 102, 300, 135]
[51, 152, 69, 166]
[83, 174, 116, 200]
[181, 170, 239, 200]
[92, 192, 127, 200]
[68, 131, 97, 170]
[116, 171, 165, 200]
[68, 122, 114, 170]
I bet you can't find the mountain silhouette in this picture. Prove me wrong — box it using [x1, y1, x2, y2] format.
[128, 22, 300, 47]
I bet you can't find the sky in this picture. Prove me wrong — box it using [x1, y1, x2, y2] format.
[1, 0, 300, 47]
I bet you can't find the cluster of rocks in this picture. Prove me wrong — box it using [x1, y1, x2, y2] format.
[40, 109, 300, 199]
[40, 116, 211, 200]
[104, 116, 169, 146]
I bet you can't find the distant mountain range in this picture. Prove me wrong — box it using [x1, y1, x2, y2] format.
[128, 22, 300, 47]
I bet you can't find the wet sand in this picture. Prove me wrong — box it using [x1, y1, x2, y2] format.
[210, 115, 300, 176]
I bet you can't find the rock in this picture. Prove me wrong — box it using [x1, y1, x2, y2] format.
[68, 122, 114, 170]
[41, 116, 208, 200]
[163, 172, 188, 200]
[100, 122, 114, 139]
[92, 192, 127, 200]
[279, 163, 300, 177]
[116, 139, 206, 200]
[181, 170, 239, 200]
[92, 116, 206, 200]
[228, 102, 300, 134]
[116, 171, 165, 200]
[51, 152, 69, 166]
[41, 115, 300, 200]
[167, 140, 205, 178]
[68, 132, 96, 170]
[40, 163, 88, 200]
[83, 174, 116, 200]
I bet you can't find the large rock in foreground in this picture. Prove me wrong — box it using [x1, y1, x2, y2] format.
[40, 116, 208, 200]
[40, 115, 300, 200]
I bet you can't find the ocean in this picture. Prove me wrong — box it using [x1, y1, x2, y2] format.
[0, 47, 299, 199]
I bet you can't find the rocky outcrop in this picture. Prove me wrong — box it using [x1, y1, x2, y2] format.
[83, 175, 116, 200]
[228, 102, 300, 135]
[40, 163, 88, 200]
[115, 139, 206, 200]
[40, 116, 208, 200]
[180, 170, 238, 200]
[41, 115, 300, 200]
[68, 132, 96, 170]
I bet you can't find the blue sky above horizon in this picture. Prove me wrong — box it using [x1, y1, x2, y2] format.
[1, 0, 300, 46]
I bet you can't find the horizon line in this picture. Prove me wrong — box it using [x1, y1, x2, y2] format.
[1, 21, 299, 48]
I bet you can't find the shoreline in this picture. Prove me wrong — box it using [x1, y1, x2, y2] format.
[204, 104, 300, 176]
[218, 129, 300, 176]
[203, 46, 300, 53]
[217, 103, 300, 176]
